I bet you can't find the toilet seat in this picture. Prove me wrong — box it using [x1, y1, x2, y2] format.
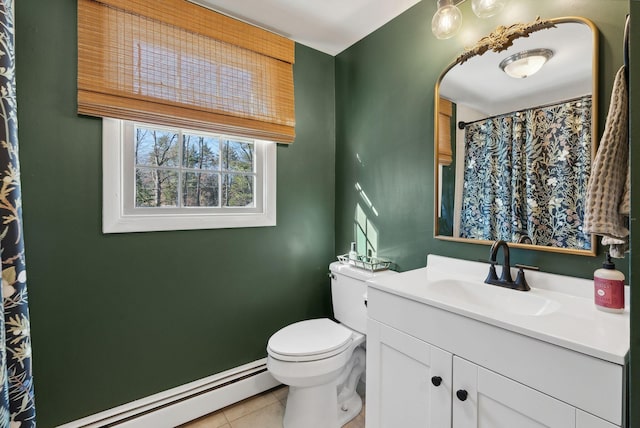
[267, 318, 354, 362]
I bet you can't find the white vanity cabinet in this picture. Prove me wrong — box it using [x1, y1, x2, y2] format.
[365, 282, 625, 428]
[366, 319, 452, 427]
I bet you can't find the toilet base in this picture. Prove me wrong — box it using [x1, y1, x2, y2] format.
[283, 383, 338, 428]
[282, 384, 363, 428]
[337, 390, 363, 427]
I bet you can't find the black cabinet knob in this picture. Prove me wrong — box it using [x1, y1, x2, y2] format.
[431, 376, 442, 387]
[456, 389, 468, 401]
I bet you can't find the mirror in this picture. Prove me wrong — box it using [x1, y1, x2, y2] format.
[434, 17, 598, 256]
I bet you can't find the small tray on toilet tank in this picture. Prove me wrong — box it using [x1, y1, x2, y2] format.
[337, 254, 391, 272]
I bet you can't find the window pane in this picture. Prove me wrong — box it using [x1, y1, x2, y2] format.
[135, 168, 179, 207]
[222, 174, 254, 207]
[182, 134, 220, 170]
[182, 172, 219, 207]
[222, 140, 254, 172]
[135, 127, 179, 167]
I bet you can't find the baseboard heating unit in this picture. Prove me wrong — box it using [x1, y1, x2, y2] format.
[58, 358, 279, 428]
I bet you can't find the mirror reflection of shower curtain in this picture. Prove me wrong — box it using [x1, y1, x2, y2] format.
[459, 97, 592, 250]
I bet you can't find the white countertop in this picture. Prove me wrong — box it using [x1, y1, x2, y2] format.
[366, 255, 630, 364]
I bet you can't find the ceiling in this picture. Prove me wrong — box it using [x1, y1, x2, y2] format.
[188, 0, 423, 56]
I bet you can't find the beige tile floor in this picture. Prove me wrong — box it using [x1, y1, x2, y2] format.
[179, 385, 365, 428]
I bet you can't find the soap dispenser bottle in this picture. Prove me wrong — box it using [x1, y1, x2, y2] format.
[594, 253, 625, 313]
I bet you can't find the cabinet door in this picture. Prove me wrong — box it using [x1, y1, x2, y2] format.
[452, 356, 576, 428]
[366, 319, 452, 428]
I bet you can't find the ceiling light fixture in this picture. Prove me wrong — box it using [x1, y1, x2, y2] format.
[499, 48, 554, 79]
[432, 0, 508, 39]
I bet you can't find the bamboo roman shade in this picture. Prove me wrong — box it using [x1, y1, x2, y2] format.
[438, 97, 453, 166]
[78, 0, 296, 143]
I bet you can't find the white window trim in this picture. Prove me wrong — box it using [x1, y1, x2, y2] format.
[102, 118, 276, 233]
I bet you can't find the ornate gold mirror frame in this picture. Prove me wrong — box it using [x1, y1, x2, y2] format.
[434, 16, 599, 256]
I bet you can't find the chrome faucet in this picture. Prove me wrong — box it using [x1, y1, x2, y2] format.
[485, 240, 531, 291]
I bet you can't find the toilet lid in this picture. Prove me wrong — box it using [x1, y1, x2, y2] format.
[267, 318, 353, 361]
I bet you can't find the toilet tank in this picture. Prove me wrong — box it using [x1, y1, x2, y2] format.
[329, 261, 396, 334]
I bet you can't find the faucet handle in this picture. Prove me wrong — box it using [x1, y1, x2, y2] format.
[513, 264, 536, 291]
[514, 269, 530, 291]
[485, 264, 498, 283]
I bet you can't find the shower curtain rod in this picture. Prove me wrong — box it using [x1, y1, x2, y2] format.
[457, 94, 591, 130]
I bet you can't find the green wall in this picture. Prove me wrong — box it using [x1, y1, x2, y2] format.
[15, 1, 336, 426]
[336, 0, 629, 275]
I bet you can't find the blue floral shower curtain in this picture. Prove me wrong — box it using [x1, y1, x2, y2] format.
[460, 96, 592, 250]
[0, 1, 36, 425]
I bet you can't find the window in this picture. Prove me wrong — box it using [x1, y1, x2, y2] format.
[81, 1, 290, 233]
[103, 118, 276, 233]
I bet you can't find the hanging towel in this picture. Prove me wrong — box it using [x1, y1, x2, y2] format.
[584, 65, 629, 257]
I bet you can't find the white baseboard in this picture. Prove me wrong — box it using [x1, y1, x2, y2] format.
[58, 358, 280, 428]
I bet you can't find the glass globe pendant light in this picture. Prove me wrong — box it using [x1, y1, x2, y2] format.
[471, 0, 507, 18]
[431, 0, 462, 39]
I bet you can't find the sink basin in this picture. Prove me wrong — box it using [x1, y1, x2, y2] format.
[426, 279, 561, 316]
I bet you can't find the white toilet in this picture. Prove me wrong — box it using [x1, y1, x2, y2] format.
[267, 261, 396, 428]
